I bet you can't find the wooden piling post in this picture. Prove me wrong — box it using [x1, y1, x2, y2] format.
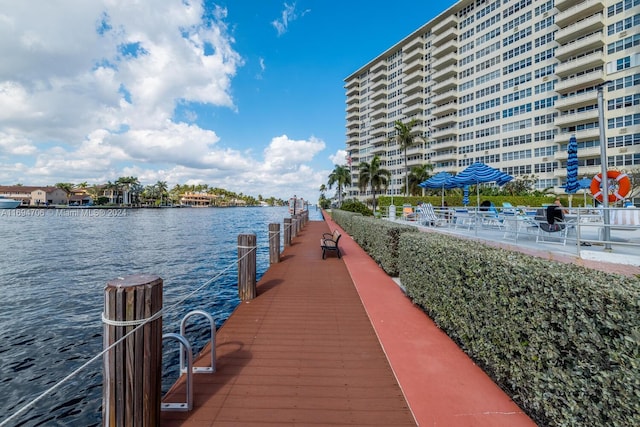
[291, 215, 298, 238]
[268, 223, 280, 264]
[284, 218, 292, 247]
[238, 234, 257, 300]
[103, 274, 163, 427]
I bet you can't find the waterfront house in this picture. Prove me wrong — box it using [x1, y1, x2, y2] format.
[0, 186, 69, 206]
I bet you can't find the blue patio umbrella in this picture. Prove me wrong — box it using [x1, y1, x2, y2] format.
[419, 171, 454, 206]
[462, 185, 469, 206]
[565, 135, 580, 194]
[448, 162, 514, 207]
[578, 176, 593, 206]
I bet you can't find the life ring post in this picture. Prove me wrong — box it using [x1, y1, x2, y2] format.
[590, 171, 630, 204]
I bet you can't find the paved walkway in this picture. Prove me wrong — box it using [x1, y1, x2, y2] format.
[161, 217, 537, 426]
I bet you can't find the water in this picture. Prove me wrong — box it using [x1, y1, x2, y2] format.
[0, 206, 322, 426]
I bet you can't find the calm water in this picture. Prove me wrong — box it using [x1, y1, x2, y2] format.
[0, 206, 322, 426]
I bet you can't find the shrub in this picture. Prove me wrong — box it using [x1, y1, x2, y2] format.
[399, 232, 640, 427]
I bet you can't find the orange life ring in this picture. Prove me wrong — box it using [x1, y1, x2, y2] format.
[590, 171, 631, 203]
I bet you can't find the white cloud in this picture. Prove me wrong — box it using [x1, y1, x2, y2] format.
[271, 2, 310, 36]
[329, 149, 348, 166]
[0, 1, 328, 202]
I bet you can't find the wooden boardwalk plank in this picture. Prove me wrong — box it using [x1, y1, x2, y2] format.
[161, 220, 416, 427]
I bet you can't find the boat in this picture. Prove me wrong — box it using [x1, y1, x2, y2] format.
[0, 196, 21, 209]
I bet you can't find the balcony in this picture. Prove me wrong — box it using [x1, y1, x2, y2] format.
[346, 103, 359, 114]
[404, 69, 425, 85]
[370, 67, 387, 82]
[346, 85, 359, 97]
[371, 115, 387, 128]
[556, 32, 603, 61]
[370, 87, 387, 100]
[555, 50, 604, 77]
[432, 89, 457, 106]
[430, 138, 457, 150]
[403, 47, 425, 65]
[403, 102, 424, 117]
[555, 69, 604, 94]
[404, 90, 424, 107]
[432, 41, 457, 58]
[554, 109, 599, 127]
[345, 77, 359, 89]
[370, 60, 386, 73]
[555, 0, 604, 27]
[431, 150, 457, 162]
[346, 110, 359, 121]
[432, 126, 457, 139]
[371, 78, 387, 92]
[432, 14, 457, 35]
[432, 27, 458, 47]
[431, 114, 457, 128]
[432, 51, 457, 70]
[555, 91, 597, 111]
[432, 102, 457, 116]
[431, 76, 457, 93]
[558, 127, 600, 140]
[404, 36, 424, 52]
[555, 13, 604, 45]
[371, 97, 386, 110]
[346, 125, 359, 137]
[370, 126, 387, 137]
[432, 64, 457, 82]
[404, 79, 424, 96]
[404, 59, 424, 75]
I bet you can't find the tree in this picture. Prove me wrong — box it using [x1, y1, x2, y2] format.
[155, 180, 168, 206]
[358, 155, 391, 214]
[408, 164, 434, 196]
[327, 165, 352, 208]
[55, 182, 73, 205]
[390, 119, 426, 196]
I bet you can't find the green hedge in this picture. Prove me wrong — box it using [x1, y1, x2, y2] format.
[398, 232, 640, 427]
[328, 209, 417, 277]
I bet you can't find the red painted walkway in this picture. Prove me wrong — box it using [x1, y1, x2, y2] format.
[161, 216, 537, 426]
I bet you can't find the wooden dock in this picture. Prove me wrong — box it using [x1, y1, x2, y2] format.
[161, 216, 536, 427]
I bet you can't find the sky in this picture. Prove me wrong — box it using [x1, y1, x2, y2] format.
[0, 0, 456, 203]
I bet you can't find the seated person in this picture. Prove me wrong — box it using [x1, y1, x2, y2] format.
[545, 203, 565, 231]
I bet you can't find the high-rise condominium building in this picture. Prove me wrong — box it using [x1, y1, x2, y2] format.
[344, 0, 640, 200]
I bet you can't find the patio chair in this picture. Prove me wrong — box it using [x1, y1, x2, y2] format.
[453, 208, 475, 230]
[479, 201, 503, 229]
[535, 206, 572, 245]
[402, 204, 415, 221]
[418, 203, 445, 226]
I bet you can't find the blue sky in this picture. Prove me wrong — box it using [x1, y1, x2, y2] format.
[0, 0, 455, 202]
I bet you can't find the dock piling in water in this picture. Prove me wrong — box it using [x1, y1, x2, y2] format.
[269, 223, 280, 264]
[237, 233, 257, 300]
[102, 274, 163, 427]
[283, 218, 292, 247]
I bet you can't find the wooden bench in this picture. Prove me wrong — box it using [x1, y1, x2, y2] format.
[320, 229, 341, 259]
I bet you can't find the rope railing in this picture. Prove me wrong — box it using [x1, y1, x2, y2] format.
[2, 210, 312, 426]
[0, 242, 260, 427]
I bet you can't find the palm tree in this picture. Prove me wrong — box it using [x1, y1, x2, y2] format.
[155, 180, 168, 206]
[358, 155, 391, 214]
[55, 182, 73, 205]
[327, 165, 351, 208]
[391, 119, 426, 196]
[408, 164, 434, 196]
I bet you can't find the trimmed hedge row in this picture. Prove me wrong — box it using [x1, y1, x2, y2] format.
[327, 209, 417, 277]
[399, 232, 640, 427]
[328, 210, 640, 426]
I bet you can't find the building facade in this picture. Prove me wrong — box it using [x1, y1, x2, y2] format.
[344, 0, 640, 200]
[0, 186, 70, 206]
